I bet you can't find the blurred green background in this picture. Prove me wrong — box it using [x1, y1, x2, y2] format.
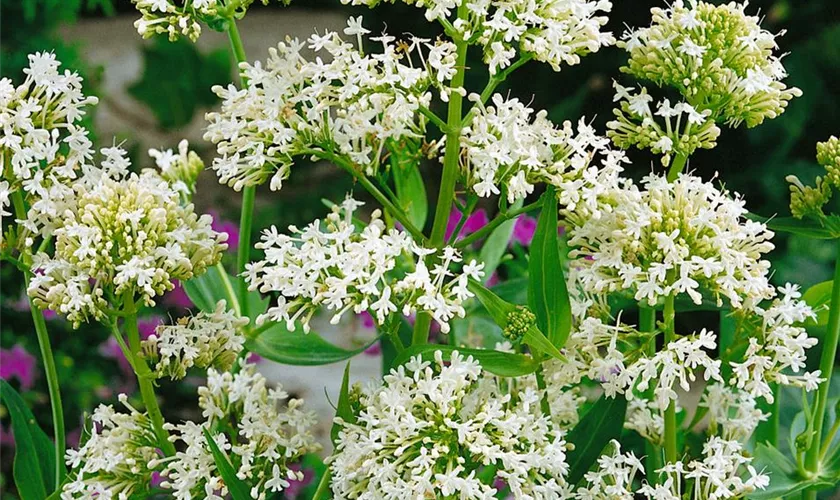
[1, 0, 838, 496]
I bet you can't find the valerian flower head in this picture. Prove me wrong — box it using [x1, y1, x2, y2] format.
[729, 284, 822, 402]
[132, 0, 290, 42]
[142, 300, 248, 380]
[161, 362, 320, 499]
[245, 196, 484, 334]
[618, 0, 801, 129]
[700, 383, 768, 442]
[461, 96, 629, 205]
[568, 173, 775, 309]
[330, 350, 571, 499]
[787, 136, 840, 220]
[574, 440, 645, 499]
[341, 0, 615, 74]
[62, 395, 161, 499]
[607, 82, 721, 166]
[27, 165, 228, 326]
[205, 18, 456, 192]
[149, 139, 204, 197]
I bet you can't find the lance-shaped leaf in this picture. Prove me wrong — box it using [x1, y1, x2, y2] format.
[390, 138, 428, 229]
[803, 280, 833, 326]
[391, 345, 540, 377]
[468, 280, 566, 362]
[528, 188, 572, 349]
[183, 264, 268, 325]
[478, 198, 523, 278]
[331, 362, 356, 443]
[565, 394, 628, 486]
[202, 427, 251, 500]
[749, 443, 834, 499]
[1, 380, 61, 500]
[247, 322, 381, 366]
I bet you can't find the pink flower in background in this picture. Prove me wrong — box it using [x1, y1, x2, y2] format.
[0, 425, 14, 448]
[359, 311, 376, 329]
[163, 280, 193, 309]
[511, 215, 537, 246]
[246, 353, 263, 364]
[209, 210, 240, 251]
[445, 206, 489, 242]
[285, 464, 315, 498]
[100, 316, 163, 376]
[66, 427, 82, 448]
[0, 344, 37, 390]
[485, 271, 500, 287]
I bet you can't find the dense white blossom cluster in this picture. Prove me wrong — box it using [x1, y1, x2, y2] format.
[700, 383, 767, 442]
[730, 284, 823, 401]
[618, 0, 801, 129]
[342, 0, 614, 74]
[27, 167, 227, 326]
[461, 96, 629, 205]
[568, 173, 775, 309]
[205, 18, 456, 191]
[574, 440, 645, 499]
[330, 350, 571, 498]
[62, 396, 160, 499]
[161, 362, 320, 499]
[142, 300, 248, 380]
[246, 197, 484, 334]
[787, 136, 840, 220]
[607, 82, 721, 166]
[148, 139, 204, 196]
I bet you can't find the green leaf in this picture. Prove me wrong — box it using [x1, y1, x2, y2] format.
[478, 199, 523, 278]
[528, 188, 572, 350]
[128, 37, 231, 130]
[564, 393, 628, 486]
[331, 362, 356, 443]
[183, 264, 267, 325]
[749, 444, 834, 499]
[391, 345, 540, 377]
[468, 280, 566, 362]
[389, 139, 427, 229]
[803, 280, 833, 326]
[202, 427, 251, 500]
[749, 214, 837, 239]
[246, 322, 380, 366]
[0, 380, 60, 500]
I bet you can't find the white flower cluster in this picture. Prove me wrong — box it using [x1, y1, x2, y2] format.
[461, 95, 629, 204]
[142, 300, 248, 380]
[624, 399, 668, 445]
[607, 82, 721, 166]
[618, 0, 801, 129]
[161, 362, 320, 499]
[568, 173, 775, 309]
[246, 197, 484, 334]
[342, 0, 614, 74]
[330, 350, 571, 499]
[148, 139, 204, 197]
[575, 437, 769, 499]
[730, 284, 823, 401]
[27, 167, 227, 326]
[205, 18, 456, 192]
[700, 383, 768, 442]
[132, 0, 289, 42]
[62, 395, 160, 500]
[0, 52, 104, 242]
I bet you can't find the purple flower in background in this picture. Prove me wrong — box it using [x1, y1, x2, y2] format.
[9, 292, 59, 320]
[445, 205, 489, 242]
[246, 352, 263, 364]
[66, 427, 82, 448]
[363, 341, 382, 356]
[285, 465, 315, 498]
[511, 215, 537, 246]
[163, 280, 193, 309]
[485, 271, 500, 287]
[358, 311, 376, 330]
[0, 344, 37, 390]
[208, 210, 240, 251]
[0, 425, 14, 448]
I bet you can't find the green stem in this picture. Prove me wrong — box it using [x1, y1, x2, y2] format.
[462, 54, 533, 128]
[312, 468, 332, 500]
[639, 305, 662, 484]
[11, 191, 65, 487]
[454, 200, 541, 249]
[662, 293, 678, 465]
[123, 294, 176, 456]
[534, 366, 552, 417]
[803, 239, 840, 497]
[227, 18, 255, 320]
[411, 13, 469, 346]
[666, 153, 688, 182]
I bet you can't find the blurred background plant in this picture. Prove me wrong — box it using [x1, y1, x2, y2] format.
[1, 0, 838, 497]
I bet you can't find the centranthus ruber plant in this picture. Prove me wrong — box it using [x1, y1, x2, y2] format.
[1, 0, 839, 499]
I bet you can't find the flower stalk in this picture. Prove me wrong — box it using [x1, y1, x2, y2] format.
[663, 292, 678, 465]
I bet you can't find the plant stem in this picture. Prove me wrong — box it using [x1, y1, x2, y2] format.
[455, 200, 541, 249]
[11, 191, 66, 487]
[666, 153, 688, 182]
[663, 293, 678, 465]
[803, 239, 840, 498]
[639, 305, 662, 484]
[123, 294, 176, 456]
[411, 5, 469, 346]
[227, 18, 255, 320]
[312, 468, 332, 500]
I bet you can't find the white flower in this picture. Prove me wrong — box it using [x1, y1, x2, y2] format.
[142, 301, 248, 380]
[246, 197, 483, 334]
[330, 350, 571, 498]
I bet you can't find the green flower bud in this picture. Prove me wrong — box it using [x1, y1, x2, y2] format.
[503, 306, 536, 342]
